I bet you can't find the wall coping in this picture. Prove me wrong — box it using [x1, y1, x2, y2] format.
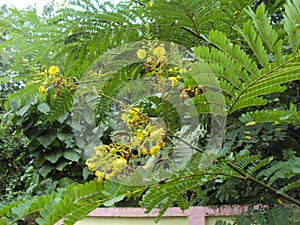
[55, 205, 260, 225]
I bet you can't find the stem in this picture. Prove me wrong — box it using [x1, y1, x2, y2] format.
[167, 130, 204, 153]
[92, 171, 244, 205]
[131, 0, 146, 6]
[227, 162, 300, 206]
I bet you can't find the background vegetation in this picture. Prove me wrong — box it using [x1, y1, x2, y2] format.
[0, 0, 299, 224]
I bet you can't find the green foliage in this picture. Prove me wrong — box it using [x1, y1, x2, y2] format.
[284, 0, 300, 53]
[0, 119, 29, 206]
[0, 179, 104, 225]
[217, 205, 300, 225]
[0, 0, 300, 224]
[140, 168, 219, 222]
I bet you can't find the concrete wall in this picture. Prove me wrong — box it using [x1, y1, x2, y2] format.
[75, 217, 189, 225]
[55, 206, 249, 225]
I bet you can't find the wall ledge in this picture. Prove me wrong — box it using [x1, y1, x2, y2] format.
[55, 205, 262, 225]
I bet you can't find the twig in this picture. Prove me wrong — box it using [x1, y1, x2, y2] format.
[227, 162, 300, 206]
[131, 0, 146, 6]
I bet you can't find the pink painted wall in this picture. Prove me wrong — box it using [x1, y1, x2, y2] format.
[55, 205, 251, 225]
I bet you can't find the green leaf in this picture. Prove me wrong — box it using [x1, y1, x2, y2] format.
[0, 217, 8, 225]
[55, 159, 70, 171]
[9, 98, 21, 112]
[83, 167, 92, 180]
[57, 113, 69, 123]
[58, 177, 75, 187]
[37, 131, 57, 148]
[63, 148, 81, 161]
[39, 164, 53, 177]
[17, 103, 31, 117]
[45, 149, 63, 163]
[37, 103, 50, 114]
[284, 0, 300, 52]
[11, 201, 31, 217]
[57, 131, 75, 148]
[103, 195, 125, 207]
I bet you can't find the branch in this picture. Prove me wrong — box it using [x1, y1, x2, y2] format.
[167, 130, 204, 153]
[131, 0, 146, 6]
[226, 162, 300, 206]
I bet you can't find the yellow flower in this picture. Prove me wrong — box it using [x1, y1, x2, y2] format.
[38, 86, 46, 94]
[44, 78, 49, 86]
[136, 49, 147, 60]
[121, 113, 129, 122]
[136, 129, 145, 140]
[153, 46, 166, 57]
[139, 147, 148, 155]
[147, 57, 152, 63]
[86, 164, 93, 171]
[234, 10, 238, 16]
[112, 157, 127, 171]
[245, 121, 256, 126]
[157, 56, 166, 63]
[68, 29, 74, 35]
[176, 75, 183, 80]
[132, 115, 139, 121]
[148, 1, 153, 7]
[130, 107, 140, 115]
[95, 171, 104, 179]
[245, 136, 252, 140]
[48, 66, 60, 76]
[117, 157, 127, 165]
[22, 58, 28, 63]
[150, 127, 164, 138]
[168, 76, 179, 86]
[150, 145, 161, 155]
[158, 141, 165, 148]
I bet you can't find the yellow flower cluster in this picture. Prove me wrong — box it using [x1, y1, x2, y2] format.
[168, 75, 183, 86]
[38, 86, 46, 94]
[136, 43, 167, 75]
[122, 107, 165, 156]
[85, 145, 128, 180]
[136, 49, 147, 60]
[48, 66, 60, 77]
[38, 66, 61, 94]
[37, 66, 76, 97]
[153, 46, 166, 57]
[136, 45, 166, 60]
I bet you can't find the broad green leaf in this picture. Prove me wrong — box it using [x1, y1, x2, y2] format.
[17, 103, 31, 117]
[57, 131, 75, 148]
[45, 149, 63, 163]
[58, 177, 75, 187]
[37, 131, 57, 148]
[37, 103, 50, 114]
[39, 164, 53, 177]
[103, 195, 125, 207]
[63, 148, 81, 161]
[55, 160, 70, 171]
